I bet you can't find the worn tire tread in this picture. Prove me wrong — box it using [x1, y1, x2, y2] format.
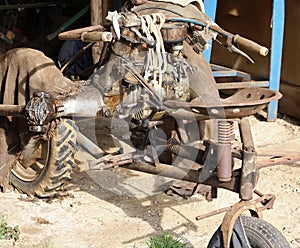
[10, 119, 78, 197]
[241, 216, 290, 248]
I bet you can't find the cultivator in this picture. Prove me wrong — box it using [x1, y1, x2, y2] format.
[0, 0, 299, 247]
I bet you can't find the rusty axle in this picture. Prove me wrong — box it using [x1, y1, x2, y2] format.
[0, 104, 24, 116]
[120, 161, 241, 194]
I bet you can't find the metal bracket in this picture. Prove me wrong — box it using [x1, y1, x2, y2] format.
[221, 194, 276, 248]
[239, 118, 258, 201]
[198, 140, 219, 182]
[88, 152, 133, 170]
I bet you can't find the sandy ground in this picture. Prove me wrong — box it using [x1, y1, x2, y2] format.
[0, 115, 299, 248]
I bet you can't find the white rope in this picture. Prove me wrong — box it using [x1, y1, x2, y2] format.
[140, 13, 167, 86]
[141, 16, 155, 77]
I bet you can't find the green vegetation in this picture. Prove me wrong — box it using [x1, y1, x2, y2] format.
[0, 216, 20, 241]
[145, 233, 186, 248]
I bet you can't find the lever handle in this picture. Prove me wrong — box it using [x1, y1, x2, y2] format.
[233, 34, 269, 56]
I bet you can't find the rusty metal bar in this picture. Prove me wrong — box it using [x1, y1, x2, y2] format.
[77, 132, 104, 158]
[89, 153, 134, 169]
[240, 117, 255, 151]
[216, 81, 269, 90]
[0, 104, 24, 116]
[221, 194, 275, 248]
[239, 117, 257, 201]
[120, 161, 241, 193]
[257, 155, 300, 169]
[196, 192, 275, 222]
[196, 206, 230, 221]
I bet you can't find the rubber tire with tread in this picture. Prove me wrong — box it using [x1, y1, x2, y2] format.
[208, 215, 290, 248]
[242, 216, 290, 248]
[10, 119, 78, 197]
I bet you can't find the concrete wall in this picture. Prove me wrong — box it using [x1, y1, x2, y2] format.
[211, 0, 300, 119]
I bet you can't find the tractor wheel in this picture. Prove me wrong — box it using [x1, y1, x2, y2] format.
[241, 216, 290, 248]
[208, 215, 290, 248]
[10, 119, 79, 197]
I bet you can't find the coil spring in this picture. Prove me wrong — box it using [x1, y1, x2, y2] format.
[130, 103, 144, 120]
[218, 120, 234, 144]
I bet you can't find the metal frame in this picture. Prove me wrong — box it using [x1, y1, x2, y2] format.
[204, 0, 285, 121]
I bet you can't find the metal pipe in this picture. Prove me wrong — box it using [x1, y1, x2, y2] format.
[0, 105, 24, 116]
[240, 117, 255, 151]
[120, 161, 241, 193]
[77, 132, 104, 158]
[55, 87, 104, 117]
[239, 117, 257, 200]
[217, 120, 234, 182]
[196, 206, 230, 221]
[217, 144, 232, 182]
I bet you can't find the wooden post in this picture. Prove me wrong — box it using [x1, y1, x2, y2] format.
[90, 0, 112, 25]
[102, 1, 111, 23]
[90, 0, 102, 25]
[90, 0, 102, 63]
[90, 0, 113, 63]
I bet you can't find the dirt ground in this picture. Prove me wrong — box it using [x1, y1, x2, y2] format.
[0, 115, 299, 248]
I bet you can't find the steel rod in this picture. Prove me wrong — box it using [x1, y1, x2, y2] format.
[0, 105, 24, 116]
[120, 161, 241, 193]
[239, 117, 257, 200]
[77, 132, 104, 158]
[196, 206, 230, 221]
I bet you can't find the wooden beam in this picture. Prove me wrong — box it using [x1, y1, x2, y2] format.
[102, 1, 112, 23]
[90, 0, 102, 25]
[90, 0, 102, 63]
[90, 0, 113, 25]
[90, 0, 113, 63]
